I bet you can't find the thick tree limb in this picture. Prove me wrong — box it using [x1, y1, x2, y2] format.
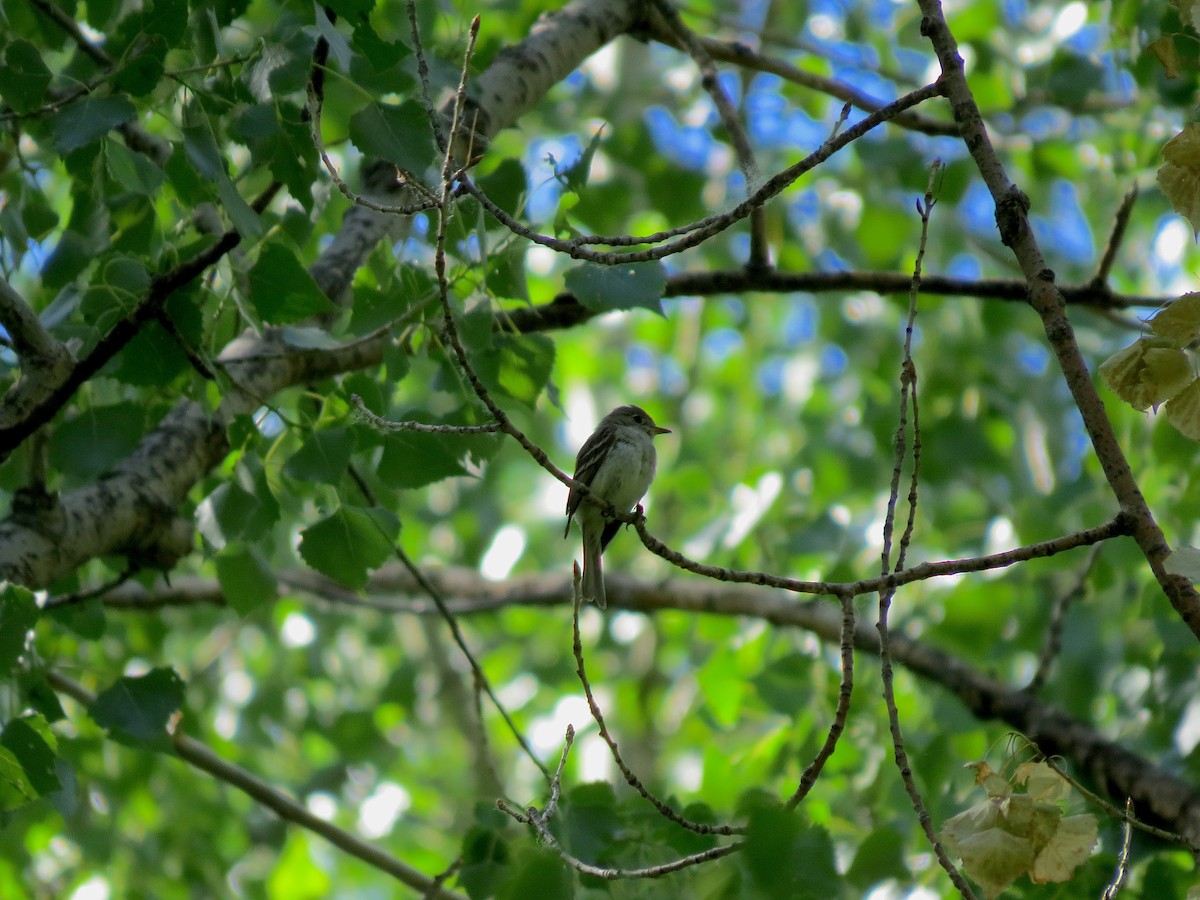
[1, 0, 648, 587]
[0, 279, 75, 431]
[499, 269, 1168, 334]
[0, 184, 281, 464]
[0, 331, 385, 588]
[95, 566, 1200, 848]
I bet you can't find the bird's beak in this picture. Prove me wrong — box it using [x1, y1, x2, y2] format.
[655, 425, 671, 435]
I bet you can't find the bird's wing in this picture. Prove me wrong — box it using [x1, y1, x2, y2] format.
[564, 424, 617, 534]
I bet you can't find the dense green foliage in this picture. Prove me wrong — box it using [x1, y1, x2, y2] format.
[3, 0, 1200, 897]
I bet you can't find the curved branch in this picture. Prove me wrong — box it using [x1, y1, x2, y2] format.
[94, 566, 1200, 848]
[45, 670, 468, 899]
[914, 1, 1200, 641]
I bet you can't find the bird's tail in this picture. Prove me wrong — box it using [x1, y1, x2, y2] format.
[581, 524, 607, 609]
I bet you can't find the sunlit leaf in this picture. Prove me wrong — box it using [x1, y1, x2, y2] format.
[1098, 338, 1193, 411]
[1164, 378, 1200, 438]
[299, 505, 399, 589]
[1031, 814, 1097, 884]
[215, 545, 277, 616]
[1159, 124, 1200, 235]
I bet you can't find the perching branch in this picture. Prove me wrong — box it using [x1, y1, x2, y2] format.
[90, 565, 1200, 848]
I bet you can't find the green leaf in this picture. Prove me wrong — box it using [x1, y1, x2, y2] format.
[751, 652, 812, 715]
[348, 100, 438, 175]
[113, 37, 167, 97]
[19, 671, 66, 723]
[498, 847, 573, 900]
[215, 545, 277, 616]
[299, 505, 399, 589]
[352, 18, 412, 71]
[113, 288, 203, 386]
[181, 124, 263, 238]
[472, 333, 555, 408]
[48, 402, 147, 483]
[556, 124, 606, 194]
[267, 833, 331, 899]
[144, 0, 188, 44]
[377, 410, 500, 488]
[459, 824, 510, 900]
[231, 103, 317, 211]
[247, 242, 336, 324]
[0, 586, 38, 675]
[88, 667, 186, 750]
[1, 716, 61, 796]
[0, 40, 52, 113]
[79, 255, 151, 325]
[476, 158, 527, 217]
[564, 261, 667, 315]
[44, 598, 106, 640]
[743, 802, 840, 898]
[0, 746, 36, 812]
[48, 95, 137, 155]
[104, 139, 165, 195]
[845, 826, 909, 889]
[563, 782, 619, 861]
[284, 427, 357, 484]
[485, 243, 529, 301]
[197, 481, 263, 548]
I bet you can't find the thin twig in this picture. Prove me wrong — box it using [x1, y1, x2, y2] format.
[45, 669, 467, 899]
[30, 0, 112, 66]
[647, 0, 769, 270]
[786, 587, 855, 808]
[638, 21, 959, 137]
[305, 84, 439, 214]
[632, 513, 1131, 599]
[875, 160, 976, 898]
[498, 794, 743, 879]
[394, 543, 549, 778]
[1024, 543, 1102, 695]
[1091, 185, 1139, 288]
[351, 395, 502, 433]
[1039, 756, 1185, 846]
[570, 568, 745, 835]
[916, 0, 1200, 640]
[0, 182, 282, 461]
[44, 567, 138, 609]
[455, 81, 943, 263]
[1102, 799, 1133, 899]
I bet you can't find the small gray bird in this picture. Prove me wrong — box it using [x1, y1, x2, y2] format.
[564, 405, 671, 608]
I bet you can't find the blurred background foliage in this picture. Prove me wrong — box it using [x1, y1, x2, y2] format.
[3, 0, 1200, 896]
